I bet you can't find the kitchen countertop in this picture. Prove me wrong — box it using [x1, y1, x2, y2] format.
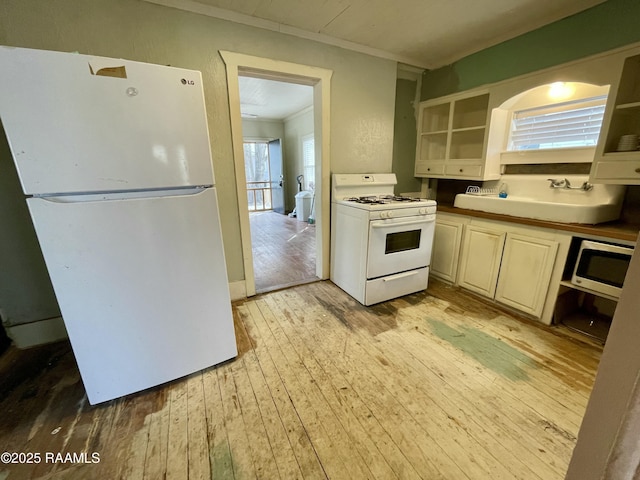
[437, 204, 640, 243]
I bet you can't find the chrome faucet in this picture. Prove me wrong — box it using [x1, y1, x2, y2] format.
[547, 178, 567, 188]
[547, 178, 593, 191]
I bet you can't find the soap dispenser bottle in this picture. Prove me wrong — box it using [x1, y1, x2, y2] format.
[498, 182, 508, 198]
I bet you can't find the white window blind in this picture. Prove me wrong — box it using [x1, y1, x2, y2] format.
[508, 95, 607, 151]
[302, 135, 315, 191]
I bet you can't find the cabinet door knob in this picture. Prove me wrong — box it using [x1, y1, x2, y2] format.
[635, 168, 640, 173]
[459, 168, 463, 173]
[427, 167, 431, 171]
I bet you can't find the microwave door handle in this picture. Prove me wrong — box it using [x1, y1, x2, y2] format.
[371, 218, 433, 228]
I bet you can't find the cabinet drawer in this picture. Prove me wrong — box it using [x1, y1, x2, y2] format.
[445, 164, 483, 177]
[415, 162, 445, 176]
[593, 160, 640, 180]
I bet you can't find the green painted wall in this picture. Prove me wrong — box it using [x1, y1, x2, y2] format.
[422, 0, 640, 100]
[392, 78, 422, 195]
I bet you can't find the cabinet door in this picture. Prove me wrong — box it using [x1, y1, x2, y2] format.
[495, 233, 559, 317]
[458, 225, 505, 298]
[431, 219, 464, 283]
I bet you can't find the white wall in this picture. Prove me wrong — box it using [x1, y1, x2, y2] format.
[0, 0, 398, 285]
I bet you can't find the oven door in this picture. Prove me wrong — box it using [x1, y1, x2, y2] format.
[367, 214, 435, 279]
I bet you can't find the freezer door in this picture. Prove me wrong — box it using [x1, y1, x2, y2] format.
[0, 47, 214, 194]
[27, 187, 237, 404]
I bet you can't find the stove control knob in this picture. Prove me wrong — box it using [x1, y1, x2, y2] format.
[380, 211, 393, 219]
[419, 208, 428, 215]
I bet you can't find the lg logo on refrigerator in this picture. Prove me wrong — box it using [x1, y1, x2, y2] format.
[181, 78, 195, 86]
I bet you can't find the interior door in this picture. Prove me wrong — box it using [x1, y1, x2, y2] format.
[269, 139, 284, 214]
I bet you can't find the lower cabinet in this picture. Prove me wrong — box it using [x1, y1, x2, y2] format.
[453, 218, 563, 320]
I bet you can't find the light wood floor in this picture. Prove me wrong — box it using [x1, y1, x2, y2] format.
[250, 211, 317, 293]
[0, 280, 602, 479]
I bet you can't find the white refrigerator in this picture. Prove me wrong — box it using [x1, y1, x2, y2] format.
[0, 46, 238, 404]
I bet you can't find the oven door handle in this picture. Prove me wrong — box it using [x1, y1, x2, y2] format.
[371, 217, 434, 228]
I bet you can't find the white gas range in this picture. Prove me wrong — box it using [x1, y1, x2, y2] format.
[330, 173, 437, 306]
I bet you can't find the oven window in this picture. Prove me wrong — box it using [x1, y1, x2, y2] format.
[385, 230, 421, 254]
[578, 251, 630, 288]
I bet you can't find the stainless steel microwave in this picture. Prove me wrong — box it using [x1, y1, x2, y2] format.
[571, 240, 634, 298]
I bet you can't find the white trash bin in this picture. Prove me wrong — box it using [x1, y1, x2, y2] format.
[295, 191, 313, 222]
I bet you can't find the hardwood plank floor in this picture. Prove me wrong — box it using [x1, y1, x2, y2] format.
[0, 280, 602, 479]
[250, 211, 317, 293]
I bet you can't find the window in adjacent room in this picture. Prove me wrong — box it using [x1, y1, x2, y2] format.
[302, 134, 315, 191]
[243, 141, 271, 211]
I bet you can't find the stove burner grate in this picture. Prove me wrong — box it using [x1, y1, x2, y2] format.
[379, 195, 421, 202]
[345, 196, 389, 205]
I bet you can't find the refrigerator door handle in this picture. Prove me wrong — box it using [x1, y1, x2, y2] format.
[33, 186, 212, 203]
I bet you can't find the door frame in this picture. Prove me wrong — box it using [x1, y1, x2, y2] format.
[220, 51, 332, 297]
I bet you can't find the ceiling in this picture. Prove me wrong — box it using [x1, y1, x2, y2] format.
[239, 76, 313, 120]
[177, 0, 605, 69]
[153, 0, 606, 120]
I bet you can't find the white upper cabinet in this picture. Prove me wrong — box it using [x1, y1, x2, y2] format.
[591, 53, 640, 184]
[415, 44, 640, 184]
[415, 90, 500, 180]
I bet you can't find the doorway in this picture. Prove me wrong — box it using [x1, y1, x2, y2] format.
[221, 51, 332, 297]
[242, 132, 317, 293]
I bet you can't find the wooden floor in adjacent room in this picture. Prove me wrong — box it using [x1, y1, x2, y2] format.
[0, 280, 602, 479]
[250, 210, 317, 293]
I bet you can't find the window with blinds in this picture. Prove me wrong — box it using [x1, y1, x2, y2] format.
[507, 95, 607, 151]
[302, 134, 315, 191]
